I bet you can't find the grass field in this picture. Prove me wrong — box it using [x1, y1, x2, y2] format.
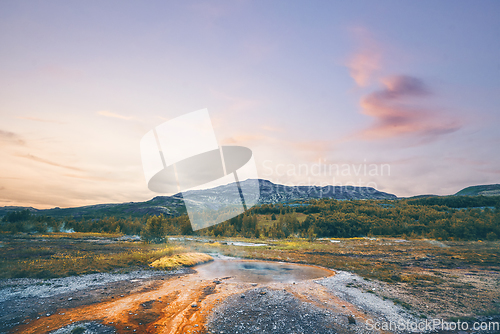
[0, 233, 186, 279]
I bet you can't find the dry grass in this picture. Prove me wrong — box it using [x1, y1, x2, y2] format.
[0, 233, 185, 278]
[38, 232, 123, 239]
[150, 252, 213, 270]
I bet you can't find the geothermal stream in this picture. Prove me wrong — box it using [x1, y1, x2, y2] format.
[3, 257, 418, 334]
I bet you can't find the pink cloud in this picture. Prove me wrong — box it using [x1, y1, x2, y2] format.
[346, 30, 461, 142]
[0, 129, 25, 146]
[348, 50, 381, 87]
[346, 28, 382, 87]
[358, 75, 461, 140]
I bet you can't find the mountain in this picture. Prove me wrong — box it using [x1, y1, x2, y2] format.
[0, 179, 397, 219]
[455, 184, 500, 196]
[254, 179, 396, 202]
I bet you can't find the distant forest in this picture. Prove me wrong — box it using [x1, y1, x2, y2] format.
[1, 195, 499, 242]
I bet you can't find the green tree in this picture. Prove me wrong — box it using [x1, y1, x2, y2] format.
[308, 226, 317, 242]
[141, 215, 166, 243]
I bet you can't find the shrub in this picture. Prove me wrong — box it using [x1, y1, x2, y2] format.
[486, 232, 497, 241]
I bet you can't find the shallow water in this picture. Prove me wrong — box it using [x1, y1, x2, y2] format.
[195, 260, 332, 283]
[225, 241, 268, 247]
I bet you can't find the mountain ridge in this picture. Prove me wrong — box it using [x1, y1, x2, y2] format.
[2, 180, 498, 219]
[0, 179, 395, 218]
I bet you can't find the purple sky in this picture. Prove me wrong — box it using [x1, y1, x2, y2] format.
[1, 1, 499, 208]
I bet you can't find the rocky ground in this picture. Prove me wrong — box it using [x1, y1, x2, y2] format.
[315, 271, 418, 326]
[49, 321, 116, 334]
[1, 260, 499, 334]
[0, 268, 190, 333]
[205, 269, 419, 334]
[207, 287, 353, 334]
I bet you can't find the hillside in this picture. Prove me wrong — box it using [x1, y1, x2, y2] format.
[0, 195, 187, 219]
[455, 184, 500, 196]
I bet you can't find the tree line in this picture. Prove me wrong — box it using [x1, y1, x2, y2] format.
[1, 195, 499, 242]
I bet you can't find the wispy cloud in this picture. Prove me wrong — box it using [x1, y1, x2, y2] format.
[17, 116, 66, 124]
[63, 173, 117, 182]
[0, 129, 25, 146]
[260, 125, 284, 132]
[358, 75, 461, 140]
[287, 140, 334, 162]
[289, 140, 333, 154]
[346, 27, 382, 87]
[97, 110, 134, 120]
[222, 131, 333, 163]
[15, 153, 83, 171]
[213, 91, 260, 117]
[345, 30, 461, 142]
[221, 134, 265, 145]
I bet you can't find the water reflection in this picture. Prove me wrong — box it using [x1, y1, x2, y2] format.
[195, 260, 332, 283]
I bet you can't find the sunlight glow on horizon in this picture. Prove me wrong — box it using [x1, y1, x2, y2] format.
[0, 1, 499, 209]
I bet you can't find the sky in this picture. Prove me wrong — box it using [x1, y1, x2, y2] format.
[1, 0, 499, 209]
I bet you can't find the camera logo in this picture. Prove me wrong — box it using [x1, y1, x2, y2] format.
[140, 109, 260, 230]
